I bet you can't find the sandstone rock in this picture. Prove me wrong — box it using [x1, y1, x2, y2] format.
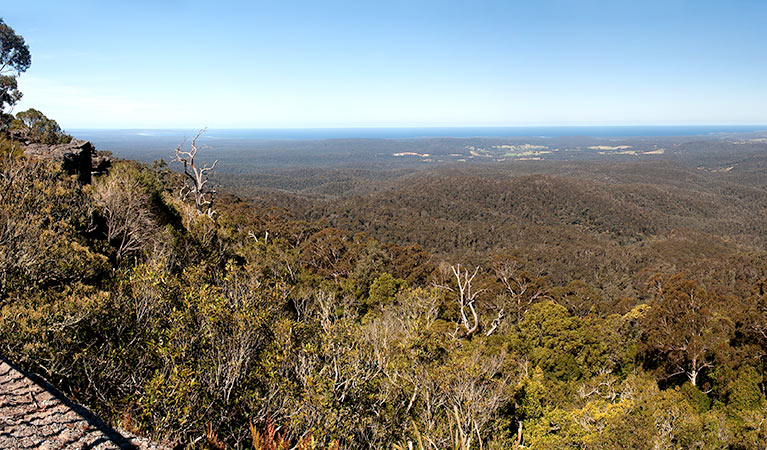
[23, 139, 95, 183]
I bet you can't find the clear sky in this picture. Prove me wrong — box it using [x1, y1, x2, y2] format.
[4, 1, 767, 128]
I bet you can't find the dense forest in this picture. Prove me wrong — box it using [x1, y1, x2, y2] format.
[2, 16, 767, 450]
[4, 129, 767, 448]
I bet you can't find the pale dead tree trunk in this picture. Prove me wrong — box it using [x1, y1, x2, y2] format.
[173, 128, 218, 218]
[676, 352, 712, 387]
[484, 308, 505, 336]
[454, 264, 481, 337]
[440, 264, 484, 338]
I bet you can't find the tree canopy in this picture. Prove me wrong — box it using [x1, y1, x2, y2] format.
[11, 108, 72, 144]
[0, 18, 31, 128]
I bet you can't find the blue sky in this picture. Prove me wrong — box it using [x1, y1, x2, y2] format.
[4, 1, 767, 128]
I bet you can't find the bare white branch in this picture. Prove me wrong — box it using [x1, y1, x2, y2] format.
[172, 128, 218, 218]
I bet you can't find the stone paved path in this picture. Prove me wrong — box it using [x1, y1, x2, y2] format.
[0, 356, 169, 450]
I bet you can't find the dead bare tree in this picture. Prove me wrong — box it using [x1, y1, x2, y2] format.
[173, 128, 218, 218]
[484, 307, 505, 337]
[437, 264, 484, 338]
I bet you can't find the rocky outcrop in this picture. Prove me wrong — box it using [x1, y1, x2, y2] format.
[22, 139, 97, 184]
[0, 356, 169, 450]
[9, 129, 113, 184]
[92, 150, 113, 177]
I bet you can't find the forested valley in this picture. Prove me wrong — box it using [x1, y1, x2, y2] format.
[4, 123, 767, 449]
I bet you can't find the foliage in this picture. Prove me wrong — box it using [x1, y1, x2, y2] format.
[0, 154, 107, 298]
[0, 17, 31, 128]
[641, 274, 733, 387]
[92, 162, 169, 262]
[11, 108, 72, 144]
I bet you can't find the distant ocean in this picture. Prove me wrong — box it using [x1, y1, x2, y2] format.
[65, 125, 767, 168]
[71, 125, 767, 142]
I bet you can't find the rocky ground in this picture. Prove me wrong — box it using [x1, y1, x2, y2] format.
[0, 356, 168, 450]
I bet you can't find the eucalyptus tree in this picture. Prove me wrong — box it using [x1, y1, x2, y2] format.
[0, 18, 31, 128]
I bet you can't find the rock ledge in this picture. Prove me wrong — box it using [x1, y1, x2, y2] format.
[0, 356, 169, 450]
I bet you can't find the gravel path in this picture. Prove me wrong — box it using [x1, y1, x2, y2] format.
[0, 356, 169, 450]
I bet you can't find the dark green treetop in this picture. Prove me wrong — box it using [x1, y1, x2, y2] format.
[11, 108, 71, 144]
[0, 18, 31, 128]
